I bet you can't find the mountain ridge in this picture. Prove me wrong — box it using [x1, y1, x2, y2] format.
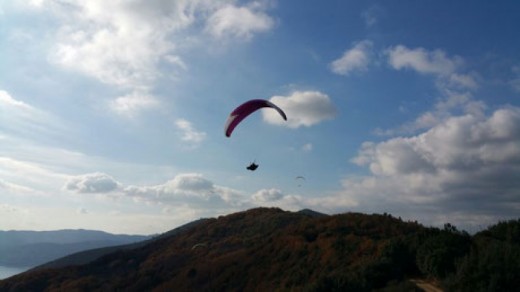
[1, 208, 519, 291]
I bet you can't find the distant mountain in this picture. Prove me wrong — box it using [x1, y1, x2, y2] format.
[1, 208, 519, 291]
[33, 219, 209, 271]
[0, 230, 149, 268]
[296, 208, 328, 218]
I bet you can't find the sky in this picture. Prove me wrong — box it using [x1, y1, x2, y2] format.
[1, 0, 519, 235]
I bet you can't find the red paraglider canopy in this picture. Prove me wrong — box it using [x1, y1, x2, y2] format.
[224, 99, 287, 137]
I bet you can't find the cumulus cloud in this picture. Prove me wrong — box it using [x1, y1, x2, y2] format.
[386, 45, 460, 75]
[334, 107, 520, 230]
[124, 173, 245, 208]
[65, 172, 121, 193]
[250, 188, 305, 211]
[175, 119, 207, 145]
[252, 188, 283, 202]
[263, 91, 337, 128]
[205, 3, 274, 40]
[109, 91, 160, 117]
[164, 173, 214, 194]
[386, 45, 477, 90]
[32, 1, 274, 88]
[40, 0, 223, 88]
[330, 40, 373, 76]
[341, 45, 519, 229]
[25, 1, 275, 115]
[62, 171, 246, 210]
[376, 46, 481, 136]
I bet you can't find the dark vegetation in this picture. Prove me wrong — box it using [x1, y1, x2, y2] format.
[0, 208, 518, 291]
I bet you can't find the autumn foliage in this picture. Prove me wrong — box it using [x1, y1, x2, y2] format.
[0, 208, 518, 291]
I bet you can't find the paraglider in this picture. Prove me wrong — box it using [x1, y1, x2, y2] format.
[225, 99, 286, 171]
[295, 176, 306, 187]
[224, 99, 287, 137]
[247, 161, 259, 171]
[191, 242, 208, 250]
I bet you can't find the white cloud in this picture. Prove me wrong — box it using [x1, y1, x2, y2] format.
[44, 0, 197, 89]
[375, 90, 486, 136]
[264, 91, 337, 128]
[252, 188, 283, 202]
[335, 106, 520, 230]
[205, 4, 274, 40]
[21, 1, 275, 119]
[386, 45, 460, 75]
[363, 108, 520, 174]
[376, 46, 482, 136]
[109, 91, 160, 117]
[175, 119, 207, 145]
[330, 40, 373, 76]
[164, 173, 214, 195]
[0, 90, 33, 110]
[65, 172, 122, 193]
[123, 173, 246, 209]
[386, 45, 477, 91]
[250, 188, 305, 211]
[26, 0, 274, 91]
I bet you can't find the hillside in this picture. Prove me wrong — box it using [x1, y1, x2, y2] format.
[0, 230, 149, 268]
[32, 219, 209, 271]
[1, 208, 519, 291]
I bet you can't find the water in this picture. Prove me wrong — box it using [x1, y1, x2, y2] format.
[0, 266, 29, 280]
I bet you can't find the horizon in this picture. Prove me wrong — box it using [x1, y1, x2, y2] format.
[1, 1, 520, 235]
[0, 206, 505, 236]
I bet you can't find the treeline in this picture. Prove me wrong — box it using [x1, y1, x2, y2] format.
[307, 215, 520, 291]
[0, 208, 518, 291]
[444, 219, 520, 291]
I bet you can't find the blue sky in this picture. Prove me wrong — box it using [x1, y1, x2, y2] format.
[1, 0, 519, 235]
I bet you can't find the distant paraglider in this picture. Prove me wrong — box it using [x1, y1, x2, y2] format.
[191, 242, 208, 250]
[295, 176, 306, 187]
[247, 161, 259, 171]
[224, 99, 287, 137]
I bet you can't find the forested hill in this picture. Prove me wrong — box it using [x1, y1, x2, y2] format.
[1, 208, 519, 291]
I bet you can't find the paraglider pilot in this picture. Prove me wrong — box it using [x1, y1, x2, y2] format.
[246, 162, 259, 171]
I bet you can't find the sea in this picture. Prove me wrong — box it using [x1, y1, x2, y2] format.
[0, 266, 29, 280]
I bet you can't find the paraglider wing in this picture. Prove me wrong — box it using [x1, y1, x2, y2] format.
[295, 176, 305, 187]
[192, 242, 208, 250]
[224, 99, 287, 137]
